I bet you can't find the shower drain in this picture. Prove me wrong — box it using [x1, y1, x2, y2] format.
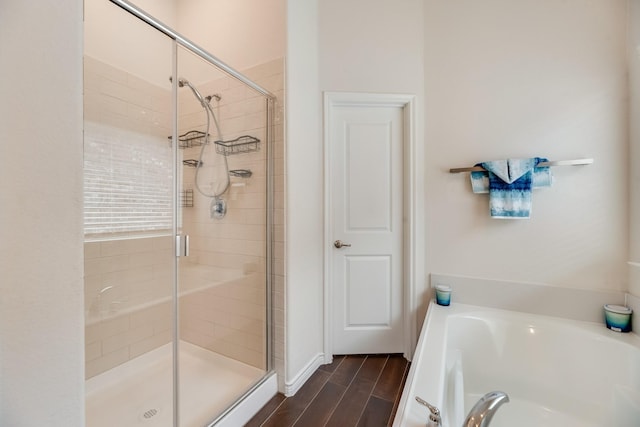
[142, 408, 158, 420]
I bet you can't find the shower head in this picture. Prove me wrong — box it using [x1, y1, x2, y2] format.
[182, 79, 207, 107]
[168, 76, 189, 87]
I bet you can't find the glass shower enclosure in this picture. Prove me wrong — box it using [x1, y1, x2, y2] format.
[83, 1, 275, 425]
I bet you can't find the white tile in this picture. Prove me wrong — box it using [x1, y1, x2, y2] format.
[128, 251, 156, 268]
[273, 262, 285, 277]
[150, 91, 172, 115]
[214, 324, 247, 347]
[84, 242, 101, 259]
[273, 308, 284, 325]
[273, 191, 285, 210]
[100, 240, 129, 257]
[129, 329, 172, 359]
[273, 225, 285, 242]
[85, 322, 101, 344]
[84, 257, 102, 277]
[272, 275, 285, 293]
[245, 209, 267, 225]
[100, 78, 130, 102]
[84, 56, 127, 84]
[99, 314, 130, 338]
[153, 314, 172, 334]
[255, 74, 284, 93]
[122, 266, 154, 285]
[85, 346, 129, 379]
[243, 58, 284, 80]
[85, 340, 102, 362]
[220, 85, 247, 105]
[100, 254, 130, 274]
[270, 209, 284, 226]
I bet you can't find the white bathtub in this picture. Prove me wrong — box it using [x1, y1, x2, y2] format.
[394, 302, 640, 427]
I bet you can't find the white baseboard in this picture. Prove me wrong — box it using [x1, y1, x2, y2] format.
[283, 352, 325, 397]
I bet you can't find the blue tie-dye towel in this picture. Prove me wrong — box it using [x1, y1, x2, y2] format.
[470, 157, 551, 219]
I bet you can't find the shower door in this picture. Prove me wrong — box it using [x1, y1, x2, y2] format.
[84, 1, 177, 425]
[175, 45, 271, 426]
[84, 1, 274, 426]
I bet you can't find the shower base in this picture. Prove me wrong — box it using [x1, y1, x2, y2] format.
[86, 341, 268, 427]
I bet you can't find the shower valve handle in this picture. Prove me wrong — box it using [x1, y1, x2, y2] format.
[334, 240, 352, 249]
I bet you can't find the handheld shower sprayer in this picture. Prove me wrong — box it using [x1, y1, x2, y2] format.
[170, 76, 208, 108]
[169, 76, 229, 218]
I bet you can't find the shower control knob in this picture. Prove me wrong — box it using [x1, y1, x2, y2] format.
[334, 240, 352, 249]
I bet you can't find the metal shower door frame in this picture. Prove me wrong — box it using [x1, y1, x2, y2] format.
[108, 0, 276, 99]
[107, 1, 277, 426]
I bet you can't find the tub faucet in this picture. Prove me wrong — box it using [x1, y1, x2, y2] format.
[463, 391, 509, 427]
[415, 396, 441, 426]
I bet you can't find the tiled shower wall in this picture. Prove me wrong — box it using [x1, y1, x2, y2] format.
[83, 56, 285, 382]
[245, 58, 286, 385]
[177, 58, 285, 371]
[84, 237, 173, 378]
[84, 55, 174, 379]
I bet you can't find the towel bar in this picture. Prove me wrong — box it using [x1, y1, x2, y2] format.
[449, 158, 593, 173]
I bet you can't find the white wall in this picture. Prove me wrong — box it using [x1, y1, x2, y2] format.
[318, 0, 426, 333]
[0, 1, 84, 425]
[94, 0, 285, 87]
[130, 0, 178, 24]
[630, 0, 640, 297]
[84, 0, 176, 88]
[424, 0, 628, 294]
[0, 2, 627, 418]
[319, 0, 425, 95]
[285, 0, 324, 392]
[284, 0, 425, 390]
[177, 0, 286, 72]
[287, 1, 630, 392]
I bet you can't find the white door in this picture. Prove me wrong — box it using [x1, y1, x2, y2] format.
[328, 98, 404, 355]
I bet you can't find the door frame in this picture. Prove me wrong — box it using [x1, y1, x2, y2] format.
[323, 91, 419, 362]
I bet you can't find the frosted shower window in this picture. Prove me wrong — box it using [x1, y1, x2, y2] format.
[84, 121, 173, 237]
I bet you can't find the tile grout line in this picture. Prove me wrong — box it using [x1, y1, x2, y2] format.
[353, 355, 390, 427]
[320, 355, 369, 427]
[257, 396, 286, 427]
[288, 355, 348, 427]
[256, 354, 406, 427]
[387, 360, 411, 426]
[289, 375, 331, 427]
[258, 357, 344, 427]
[370, 355, 406, 401]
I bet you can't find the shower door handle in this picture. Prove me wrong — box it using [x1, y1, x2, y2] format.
[176, 234, 190, 257]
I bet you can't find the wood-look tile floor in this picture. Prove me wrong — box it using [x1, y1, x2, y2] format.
[246, 354, 410, 427]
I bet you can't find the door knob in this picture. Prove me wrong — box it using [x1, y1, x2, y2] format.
[334, 240, 352, 249]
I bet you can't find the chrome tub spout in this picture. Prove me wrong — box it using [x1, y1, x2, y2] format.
[463, 391, 509, 427]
